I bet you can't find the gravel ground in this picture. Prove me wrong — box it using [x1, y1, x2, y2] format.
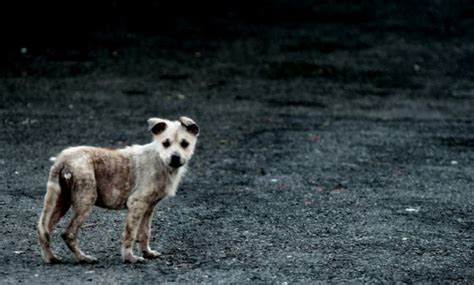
[1, 1, 473, 283]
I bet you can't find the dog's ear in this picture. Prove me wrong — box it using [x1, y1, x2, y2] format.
[148, 118, 167, 135]
[179, 116, 199, 136]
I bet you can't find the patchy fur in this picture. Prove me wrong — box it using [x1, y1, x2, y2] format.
[37, 117, 199, 263]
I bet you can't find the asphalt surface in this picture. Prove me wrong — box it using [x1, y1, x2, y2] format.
[1, 2, 474, 283]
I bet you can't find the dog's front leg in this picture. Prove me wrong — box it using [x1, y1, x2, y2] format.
[138, 205, 160, 259]
[122, 199, 148, 263]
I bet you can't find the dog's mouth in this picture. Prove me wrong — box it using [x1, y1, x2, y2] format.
[169, 161, 183, 168]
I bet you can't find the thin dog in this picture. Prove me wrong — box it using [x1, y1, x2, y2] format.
[37, 116, 199, 263]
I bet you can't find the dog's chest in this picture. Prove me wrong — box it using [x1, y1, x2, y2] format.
[151, 170, 178, 198]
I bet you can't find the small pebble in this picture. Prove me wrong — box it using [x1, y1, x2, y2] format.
[450, 160, 458, 165]
[405, 207, 419, 212]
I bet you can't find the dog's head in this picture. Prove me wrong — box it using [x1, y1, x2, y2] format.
[147, 116, 199, 169]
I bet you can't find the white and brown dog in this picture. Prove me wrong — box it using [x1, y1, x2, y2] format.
[37, 116, 199, 263]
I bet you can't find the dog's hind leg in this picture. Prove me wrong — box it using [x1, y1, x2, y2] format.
[61, 171, 98, 263]
[38, 165, 71, 264]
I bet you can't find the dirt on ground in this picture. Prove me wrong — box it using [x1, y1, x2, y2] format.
[1, 1, 473, 283]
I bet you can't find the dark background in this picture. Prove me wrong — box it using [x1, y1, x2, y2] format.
[1, 0, 473, 283]
[1, 0, 473, 75]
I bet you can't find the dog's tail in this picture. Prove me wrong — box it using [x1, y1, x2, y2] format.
[37, 161, 72, 263]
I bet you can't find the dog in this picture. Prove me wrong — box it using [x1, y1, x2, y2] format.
[37, 116, 199, 263]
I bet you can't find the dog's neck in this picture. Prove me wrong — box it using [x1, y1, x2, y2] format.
[138, 143, 186, 197]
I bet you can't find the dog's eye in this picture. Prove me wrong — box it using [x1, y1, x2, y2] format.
[180, 140, 189, 149]
[162, 140, 171, 148]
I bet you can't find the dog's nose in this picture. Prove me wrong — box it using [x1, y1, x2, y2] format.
[169, 154, 182, 168]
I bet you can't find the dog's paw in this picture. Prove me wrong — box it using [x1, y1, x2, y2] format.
[123, 254, 146, 264]
[78, 254, 98, 264]
[45, 255, 63, 264]
[142, 249, 161, 259]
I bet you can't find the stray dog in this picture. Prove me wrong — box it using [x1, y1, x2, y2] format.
[37, 116, 199, 263]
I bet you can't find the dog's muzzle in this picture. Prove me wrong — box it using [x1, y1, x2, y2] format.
[169, 154, 183, 168]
